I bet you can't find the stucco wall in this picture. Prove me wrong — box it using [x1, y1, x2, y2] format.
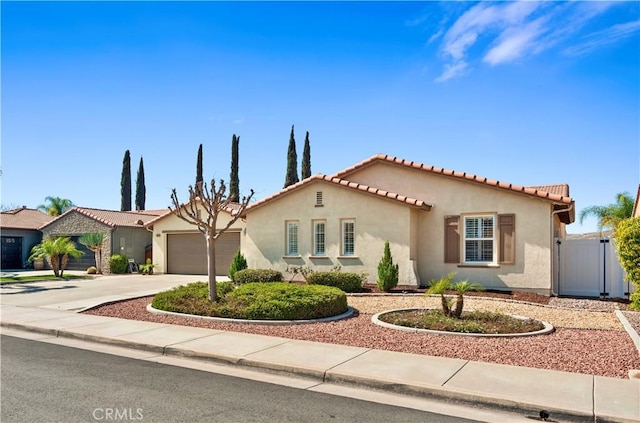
[150, 209, 244, 274]
[112, 227, 153, 267]
[243, 180, 423, 285]
[345, 162, 558, 293]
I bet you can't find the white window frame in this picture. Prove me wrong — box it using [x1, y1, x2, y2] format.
[286, 221, 299, 256]
[463, 215, 496, 264]
[313, 220, 326, 256]
[341, 219, 356, 256]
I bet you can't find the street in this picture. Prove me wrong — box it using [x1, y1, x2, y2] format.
[1, 335, 484, 423]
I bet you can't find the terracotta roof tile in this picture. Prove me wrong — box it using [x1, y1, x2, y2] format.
[40, 207, 164, 230]
[333, 154, 574, 206]
[243, 174, 432, 215]
[0, 207, 52, 230]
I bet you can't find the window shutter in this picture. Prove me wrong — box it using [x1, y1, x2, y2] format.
[444, 216, 460, 263]
[498, 214, 515, 264]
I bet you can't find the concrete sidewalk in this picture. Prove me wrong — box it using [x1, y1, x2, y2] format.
[1, 303, 638, 422]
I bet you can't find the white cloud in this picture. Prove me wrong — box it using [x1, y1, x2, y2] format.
[564, 19, 640, 57]
[431, 0, 633, 81]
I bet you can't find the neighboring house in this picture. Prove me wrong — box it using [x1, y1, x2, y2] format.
[241, 154, 575, 295]
[39, 207, 164, 273]
[146, 204, 243, 276]
[0, 207, 53, 269]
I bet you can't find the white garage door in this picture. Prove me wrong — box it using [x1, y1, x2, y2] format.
[166, 232, 240, 276]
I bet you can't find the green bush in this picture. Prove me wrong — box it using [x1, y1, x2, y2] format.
[228, 250, 248, 281]
[151, 281, 347, 320]
[109, 254, 128, 274]
[377, 241, 399, 292]
[614, 217, 640, 310]
[233, 269, 283, 284]
[306, 271, 364, 293]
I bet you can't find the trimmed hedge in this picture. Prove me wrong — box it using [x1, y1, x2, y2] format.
[151, 281, 347, 320]
[233, 269, 283, 284]
[109, 254, 128, 274]
[306, 271, 364, 293]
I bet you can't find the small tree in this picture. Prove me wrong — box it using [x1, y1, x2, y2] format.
[171, 179, 254, 301]
[135, 157, 146, 211]
[228, 250, 247, 281]
[78, 232, 106, 274]
[377, 241, 399, 292]
[229, 135, 240, 202]
[614, 217, 640, 310]
[121, 150, 132, 211]
[301, 131, 311, 180]
[426, 272, 483, 318]
[284, 125, 299, 188]
[196, 144, 203, 187]
[29, 237, 84, 277]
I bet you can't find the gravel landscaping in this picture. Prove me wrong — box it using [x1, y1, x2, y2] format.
[84, 293, 640, 379]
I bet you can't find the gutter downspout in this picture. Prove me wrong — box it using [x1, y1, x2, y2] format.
[551, 203, 574, 296]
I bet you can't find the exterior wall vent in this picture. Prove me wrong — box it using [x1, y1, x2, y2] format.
[316, 191, 323, 206]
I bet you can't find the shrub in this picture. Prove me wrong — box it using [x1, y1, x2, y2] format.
[151, 281, 347, 320]
[233, 269, 283, 284]
[109, 254, 128, 274]
[306, 271, 364, 293]
[87, 266, 97, 274]
[614, 217, 640, 310]
[377, 241, 399, 292]
[228, 250, 248, 281]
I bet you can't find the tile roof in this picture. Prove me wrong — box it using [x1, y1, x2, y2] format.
[40, 207, 165, 230]
[0, 207, 53, 230]
[145, 202, 240, 228]
[243, 174, 432, 215]
[333, 154, 574, 206]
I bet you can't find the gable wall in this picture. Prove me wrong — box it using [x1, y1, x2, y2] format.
[244, 180, 420, 285]
[346, 162, 556, 292]
[151, 208, 244, 274]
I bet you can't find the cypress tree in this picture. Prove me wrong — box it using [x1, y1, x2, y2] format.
[196, 144, 203, 187]
[284, 125, 299, 188]
[135, 157, 146, 211]
[120, 150, 131, 211]
[301, 131, 311, 180]
[229, 134, 240, 202]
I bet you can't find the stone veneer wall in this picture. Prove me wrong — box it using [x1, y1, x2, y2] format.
[41, 212, 112, 274]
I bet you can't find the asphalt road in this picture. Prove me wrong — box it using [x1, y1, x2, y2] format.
[1, 335, 483, 423]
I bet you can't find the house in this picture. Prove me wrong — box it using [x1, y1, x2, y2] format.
[146, 204, 243, 276]
[39, 207, 165, 272]
[241, 154, 575, 295]
[0, 207, 53, 269]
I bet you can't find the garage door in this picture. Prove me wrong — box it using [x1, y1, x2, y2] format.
[167, 232, 240, 275]
[65, 236, 96, 271]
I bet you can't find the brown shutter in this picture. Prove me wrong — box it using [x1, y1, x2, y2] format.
[498, 214, 515, 264]
[444, 216, 460, 263]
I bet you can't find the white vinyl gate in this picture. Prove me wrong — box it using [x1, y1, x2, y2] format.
[555, 238, 631, 298]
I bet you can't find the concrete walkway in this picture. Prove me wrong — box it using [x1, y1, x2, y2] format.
[1, 273, 638, 422]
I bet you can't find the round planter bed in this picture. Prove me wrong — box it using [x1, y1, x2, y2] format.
[372, 308, 554, 338]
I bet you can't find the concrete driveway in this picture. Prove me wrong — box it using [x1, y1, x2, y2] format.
[0, 272, 215, 311]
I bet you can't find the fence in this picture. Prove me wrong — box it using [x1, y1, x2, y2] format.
[555, 238, 632, 298]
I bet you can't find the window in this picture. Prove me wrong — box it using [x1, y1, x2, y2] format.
[313, 220, 326, 255]
[463, 216, 495, 263]
[341, 219, 355, 256]
[286, 221, 299, 256]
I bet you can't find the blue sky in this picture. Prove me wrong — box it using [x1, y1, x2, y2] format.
[2, 1, 638, 234]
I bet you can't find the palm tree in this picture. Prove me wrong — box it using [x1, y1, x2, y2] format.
[37, 196, 74, 216]
[78, 232, 106, 273]
[579, 192, 634, 233]
[426, 272, 456, 317]
[450, 280, 484, 318]
[29, 237, 84, 277]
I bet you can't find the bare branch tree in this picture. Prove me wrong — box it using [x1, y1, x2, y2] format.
[170, 179, 254, 301]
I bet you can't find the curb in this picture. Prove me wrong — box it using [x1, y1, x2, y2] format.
[615, 310, 640, 354]
[0, 320, 625, 423]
